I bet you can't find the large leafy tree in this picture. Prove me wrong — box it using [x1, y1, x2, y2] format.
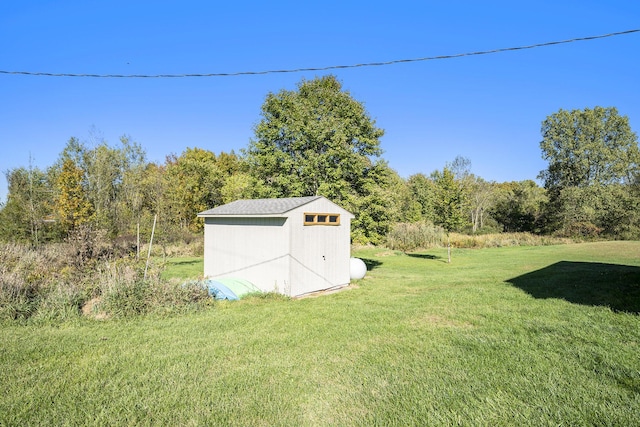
[245, 75, 392, 243]
[430, 167, 467, 233]
[539, 106, 640, 235]
[245, 75, 383, 198]
[540, 107, 639, 190]
[164, 148, 223, 232]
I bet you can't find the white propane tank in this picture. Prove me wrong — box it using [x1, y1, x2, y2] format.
[350, 257, 367, 280]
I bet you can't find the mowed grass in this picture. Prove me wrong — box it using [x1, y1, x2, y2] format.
[1, 241, 639, 426]
[160, 256, 204, 280]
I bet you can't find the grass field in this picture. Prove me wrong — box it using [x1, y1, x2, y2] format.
[1, 241, 639, 425]
[160, 257, 204, 280]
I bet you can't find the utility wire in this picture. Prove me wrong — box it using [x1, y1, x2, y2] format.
[1, 29, 638, 78]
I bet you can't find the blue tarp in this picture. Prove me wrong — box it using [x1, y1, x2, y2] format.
[214, 277, 261, 298]
[202, 279, 239, 300]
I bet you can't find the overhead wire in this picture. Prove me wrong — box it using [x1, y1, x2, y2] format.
[0, 29, 638, 78]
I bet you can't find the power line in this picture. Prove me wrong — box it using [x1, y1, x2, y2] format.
[1, 29, 638, 78]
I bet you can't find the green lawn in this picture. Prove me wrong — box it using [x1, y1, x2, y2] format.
[2, 241, 639, 426]
[160, 256, 204, 280]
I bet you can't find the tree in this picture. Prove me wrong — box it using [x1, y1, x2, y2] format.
[244, 75, 390, 243]
[407, 173, 436, 221]
[431, 167, 467, 262]
[540, 107, 640, 191]
[164, 148, 222, 232]
[0, 165, 52, 243]
[84, 135, 147, 236]
[54, 158, 94, 233]
[431, 167, 467, 233]
[468, 176, 495, 233]
[349, 162, 409, 245]
[490, 180, 546, 233]
[539, 107, 640, 235]
[213, 151, 266, 204]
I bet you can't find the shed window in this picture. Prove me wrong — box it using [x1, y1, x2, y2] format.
[304, 213, 340, 226]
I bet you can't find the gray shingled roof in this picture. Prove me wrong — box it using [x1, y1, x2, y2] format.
[198, 196, 322, 216]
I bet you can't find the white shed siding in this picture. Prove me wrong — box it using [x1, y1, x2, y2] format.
[288, 199, 352, 296]
[203, 217, 291, 294]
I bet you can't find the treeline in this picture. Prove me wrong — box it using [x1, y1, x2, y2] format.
[1, 76, 639, 248]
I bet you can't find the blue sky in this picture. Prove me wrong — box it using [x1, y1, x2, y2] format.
[1, 1, 639, 202]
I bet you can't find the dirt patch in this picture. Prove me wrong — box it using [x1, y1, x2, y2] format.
[294, 284, 357, 299]
[375, 250, 398, 257]
[82, 297, 108, 320]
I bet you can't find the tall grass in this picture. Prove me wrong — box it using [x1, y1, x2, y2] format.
[386, 221, 447, 251]
[386, 222, 573, 251]
[448, 231, 574, 248]
[0, 241, 209, 323]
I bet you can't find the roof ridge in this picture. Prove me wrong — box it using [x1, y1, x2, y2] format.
[198, 195, 323, 216]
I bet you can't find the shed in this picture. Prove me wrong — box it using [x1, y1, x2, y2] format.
[197, 196, 354, 297]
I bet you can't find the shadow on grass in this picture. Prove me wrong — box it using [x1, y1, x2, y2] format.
[167, 259, 202, 266]
[407, 253, 446, 262]
[359, 258, 382, 271]
[507, 261, 640, 314]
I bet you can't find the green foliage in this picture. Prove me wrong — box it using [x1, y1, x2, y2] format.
[548, 184, 640, 238]
[348, 162, 409, 245]
[386, 221, 446, 252]
[490, 180, 547, 233]
[5, 103, 640, 249]
[30, 286, 84, 323]
[97, 258, 210, 318]
[539, 107, 640, 236]
[84, 136, 147, 236]
[540, 106, 640, 190]
[164, 148, 241, 232]
[0, 166, 54, 243]
[54, 158, 94, 234]
[245, 75, 397, 243]
[246, 75, 383, 196]
[430, 167, 467, 232]
[102, 278, 152, 317]
[407, 173, 437, 220]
